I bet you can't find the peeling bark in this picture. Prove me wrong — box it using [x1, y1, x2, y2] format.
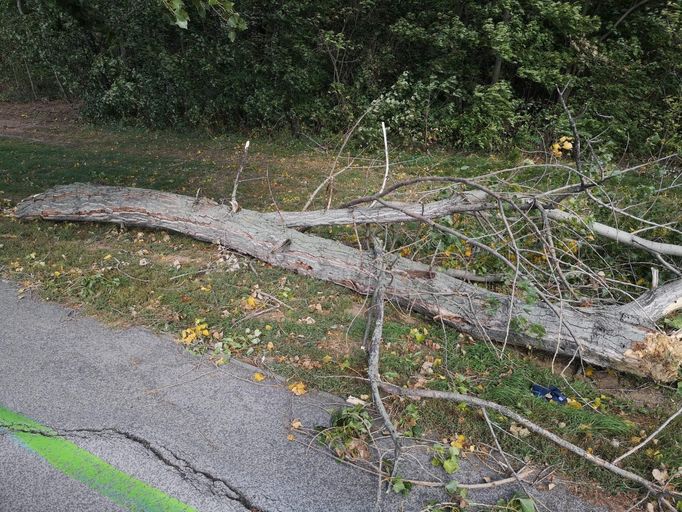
[16, 184, 682, 381]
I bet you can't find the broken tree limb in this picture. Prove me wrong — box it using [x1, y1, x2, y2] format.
[378, 382, 666, 495]
[229, 140, 250, 212]
[264, 191, 493, 228]
[264, 179, 682, 265]
[365, 239, 401, 482]
[15, 183, 682, 381]
[545, 209, 682, 258]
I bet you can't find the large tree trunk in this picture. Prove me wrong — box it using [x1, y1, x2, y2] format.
[16, 184, 682, 381]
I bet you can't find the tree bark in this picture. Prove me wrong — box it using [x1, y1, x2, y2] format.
[16, 184, 682, 381]
[264, 190, 493, 228]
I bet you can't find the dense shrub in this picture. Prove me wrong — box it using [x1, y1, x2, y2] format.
[1, 0, 679, 153]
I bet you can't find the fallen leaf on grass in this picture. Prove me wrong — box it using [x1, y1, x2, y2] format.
[244, 296, 260, 310]
[652, 468, 668, 483]
[510, 423, 531, 438]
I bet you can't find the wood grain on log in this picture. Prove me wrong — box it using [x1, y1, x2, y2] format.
[15, 184, 682, 381]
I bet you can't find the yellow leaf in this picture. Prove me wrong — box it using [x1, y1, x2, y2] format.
[291, 419, 303, 429]
[451, 434, 466, 449]
[287, 434, 296, 441]
[245, 296, 259, 310]
[288, 382, 307, 396]
[322, 355, 333, 364]
[585, 367, 594, 378]
[567, 398, 582, 409]
[266, 341, 275, 351]
[103, 254, 112, 260]
[561, 141, 573, 150]
[253, 372, 266, 382]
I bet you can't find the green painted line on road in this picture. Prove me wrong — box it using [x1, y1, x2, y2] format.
[0, 405, 198, 512]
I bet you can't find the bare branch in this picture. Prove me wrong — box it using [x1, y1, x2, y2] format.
[546, 209, 682, 258]
[378, 382, 665, 495]
[229, 140, 250, 212]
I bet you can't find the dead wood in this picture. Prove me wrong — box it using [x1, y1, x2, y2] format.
[15, 183, 682, 381]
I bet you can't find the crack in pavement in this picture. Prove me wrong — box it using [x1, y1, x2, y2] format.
[1, 422, 262, 512]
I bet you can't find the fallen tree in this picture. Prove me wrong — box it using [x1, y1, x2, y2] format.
[16, 183, 682, 381]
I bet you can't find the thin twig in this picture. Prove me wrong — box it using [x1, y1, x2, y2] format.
[612, 405, 682, 466]
[230, 140, 250, 212]
[370, 122, 390, 208]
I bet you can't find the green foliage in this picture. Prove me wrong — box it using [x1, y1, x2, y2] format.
[498, 494, 536, 512]
[78, 273, 121, 298]
[1, 0, 679, 154]
[454, 81, 522, 150]
[165, 0, 245, 39]
[316, 405, 373, 461]
[431, 443, 461, 474]
[665, 314, 682, 331]
[391, 477, 413, 495]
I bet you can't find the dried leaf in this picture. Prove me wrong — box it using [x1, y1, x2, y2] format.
[652, 468, 668, 483]
[288, 382, 307, 396]
[346, 395, 367, 406]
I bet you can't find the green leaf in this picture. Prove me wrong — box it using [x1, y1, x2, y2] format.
[664, 314, 682, 330]
[392, 478, 405, 494]
[518, 497, 536, 512]
[442, 457, 459, 474]
[391, 478, 412, 495]
[444, 480, 459, 494]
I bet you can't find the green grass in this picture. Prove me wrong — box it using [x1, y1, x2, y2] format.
[1, 128, 680, 502]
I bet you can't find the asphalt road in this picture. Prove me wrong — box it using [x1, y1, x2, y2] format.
[0, 279, 610, 511]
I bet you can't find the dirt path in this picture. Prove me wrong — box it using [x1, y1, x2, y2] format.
[0, 100, 80, 143]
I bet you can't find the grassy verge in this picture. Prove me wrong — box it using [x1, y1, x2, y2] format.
[1, 130, 680, 504]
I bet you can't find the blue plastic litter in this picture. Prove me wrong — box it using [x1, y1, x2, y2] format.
[531, 384, 567, 405]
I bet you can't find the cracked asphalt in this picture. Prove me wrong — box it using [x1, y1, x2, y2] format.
[0, 279, 610, 511]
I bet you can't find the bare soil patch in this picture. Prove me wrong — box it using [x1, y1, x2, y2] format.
[0, 100, 80, 143]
